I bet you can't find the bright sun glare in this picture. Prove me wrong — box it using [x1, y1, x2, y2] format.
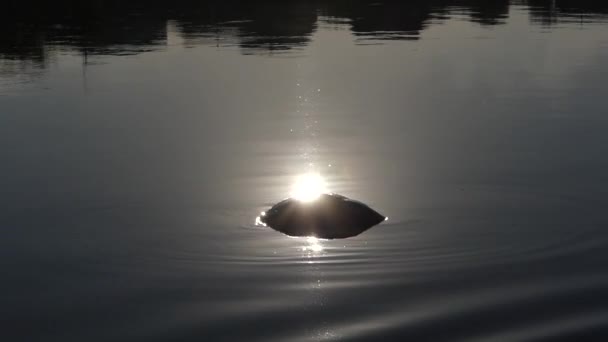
[302, 237, 323, 252]
[290, 173, 328, 202]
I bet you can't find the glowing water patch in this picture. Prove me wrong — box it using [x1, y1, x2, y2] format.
[290, 173, 328, 202]
[255, 211, 267, 226]
[302, 236, 324, 252]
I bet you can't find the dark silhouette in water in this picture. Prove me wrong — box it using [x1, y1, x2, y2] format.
[259, 193, 385, 239]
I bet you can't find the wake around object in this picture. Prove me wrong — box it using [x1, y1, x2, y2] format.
[259, 193, 386, 239]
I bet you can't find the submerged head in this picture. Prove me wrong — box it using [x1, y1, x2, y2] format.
[259, 193, 386, 239]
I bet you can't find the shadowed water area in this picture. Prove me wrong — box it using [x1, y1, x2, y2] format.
[2, 0, 608, 341]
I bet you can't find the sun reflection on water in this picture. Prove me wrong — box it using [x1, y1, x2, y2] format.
[290, 172, 328, 202]
[254, 211, 266, 226]
[302, 236, 324, 252]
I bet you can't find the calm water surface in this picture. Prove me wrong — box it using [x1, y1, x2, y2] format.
[3, 1, 608, 341]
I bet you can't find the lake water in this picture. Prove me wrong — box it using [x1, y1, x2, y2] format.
[3, 1, 608, 341]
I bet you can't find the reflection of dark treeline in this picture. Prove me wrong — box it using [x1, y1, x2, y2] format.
[321, 0, 509, 40]
[1, 0, 607, 65]
[526, 0, 608, 25]
[321, 0, 439, 40]
[175, 1, 318, 52]
[527, 0, 608, 14]
[1, 0, 168, 63]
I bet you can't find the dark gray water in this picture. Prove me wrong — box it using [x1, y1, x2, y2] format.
[3, 1, 608, 341]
